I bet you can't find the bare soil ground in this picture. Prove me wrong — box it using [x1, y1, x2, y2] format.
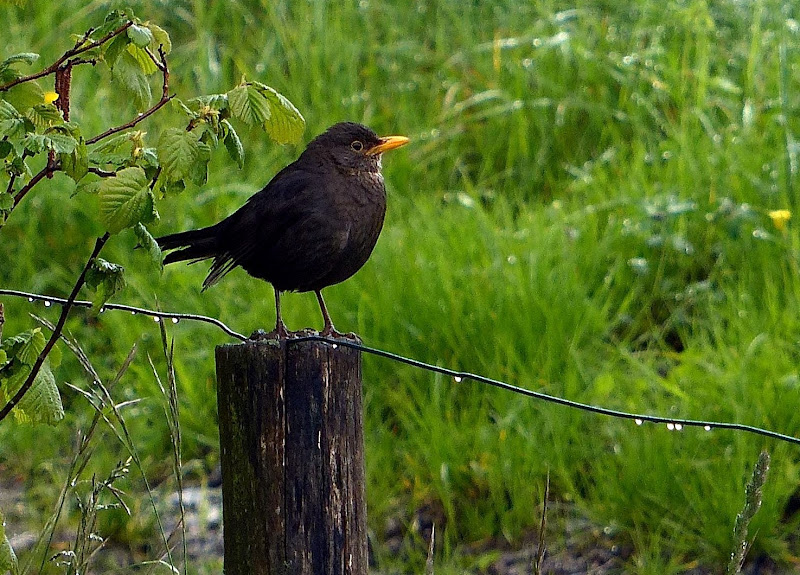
[0, 474, 782, 574]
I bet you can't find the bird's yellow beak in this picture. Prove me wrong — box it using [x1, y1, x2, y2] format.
[366, 135, 410, 156]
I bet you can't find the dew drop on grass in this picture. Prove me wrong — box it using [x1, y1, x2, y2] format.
[634, 418, 643, 426]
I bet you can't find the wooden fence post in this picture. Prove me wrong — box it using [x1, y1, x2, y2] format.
[215, 339, 367, 575]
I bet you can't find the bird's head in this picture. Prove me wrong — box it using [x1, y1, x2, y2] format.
[303, 122, 409, 174]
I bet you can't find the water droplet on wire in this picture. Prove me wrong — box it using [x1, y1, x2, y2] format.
[674, 423, 683, 431]
[28, 297, 34, 302]
[44, 300, 51, 307]
[131, 310, 137, 315]
[704, 425, 712, 431]
[634, 418, 643, 426]
[332, 343, 338, 350]
[454, 376, 463, 383]
[153, 316, 160, 322]
[666, 422, 675, 431]
[171, 317, 179, 324]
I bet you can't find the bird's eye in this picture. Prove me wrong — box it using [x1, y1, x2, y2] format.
[350, 140, 364, 152]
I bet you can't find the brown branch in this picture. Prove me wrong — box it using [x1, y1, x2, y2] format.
[0, 22, 133, 93]
[12, 163, 57, 208]
[88, 167, 117, 178]
[5, 149, 31, 196]
[85, 47, 172, 146]
[0, 233, 111, 424]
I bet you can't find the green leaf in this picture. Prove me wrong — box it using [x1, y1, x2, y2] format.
[227, 83, 271, 127]
[187, 93, 228, 112]
[103, 33, 129, 68]
[74, 179, 103, 196]
[134, 223, 162, 267]
[99, 166, 155, 234]
[26, 103, 63, 130]
[157, 128, 211, 183]
[0, 510, 18, 575]
[111, 50, 151, 110]
[22, 133, 77, 155]
[0, 52, 39, 70]
[61, 139, 89, 182]
[12, 363, 64, 425]
[0, 140, 12, 159]
[91, 10, 131, 41]
[3, 80, 44, 113]
[252, 82, 305, 144]
[86, 258, 127, 312]
[1, 328, 46, 365]
[126, 44, 158, 76]
[0, 99, 26, 139]
[146, 22, 172, 54]
[222, 119, 244, 168]
[0, 192, 13, 211]
[91, 132, 133, 154]
[127, 23, 153, 47]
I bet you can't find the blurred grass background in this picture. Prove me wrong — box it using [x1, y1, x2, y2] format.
[2, 0, 800, 573]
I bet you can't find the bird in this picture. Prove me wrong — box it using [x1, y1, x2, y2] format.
[156, 122, 409, 340]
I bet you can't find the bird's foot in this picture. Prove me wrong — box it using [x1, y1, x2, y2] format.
[249, 323, 295, 341]
[319, 326, 362, 343]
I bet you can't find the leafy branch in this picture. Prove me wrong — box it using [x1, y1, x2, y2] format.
[0, 232, 109, 423]
[1, 7, 305, 424]
[85, 46, 172, 146]
[0, 21, 132, 93]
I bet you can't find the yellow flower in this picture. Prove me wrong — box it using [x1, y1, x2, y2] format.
[44, 91, 59, 105]
[768, 209, 791, 231]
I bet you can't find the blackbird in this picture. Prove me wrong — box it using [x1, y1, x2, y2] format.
[156, 122, 409, 339]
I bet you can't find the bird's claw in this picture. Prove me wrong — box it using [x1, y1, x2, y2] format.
[249, 323, 295, 341]
[319, 326, 361, 343]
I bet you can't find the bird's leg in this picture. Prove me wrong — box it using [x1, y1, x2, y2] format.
[251, 288, 292, 340]
[316, 290, 337, 336]
[316, 290, 360, 341]
[272, 288, 292, 338]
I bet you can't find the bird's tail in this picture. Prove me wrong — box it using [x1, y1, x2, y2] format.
[157, 224, 220, 265]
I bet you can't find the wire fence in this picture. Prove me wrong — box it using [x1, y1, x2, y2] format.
[2, 287, 800, 447]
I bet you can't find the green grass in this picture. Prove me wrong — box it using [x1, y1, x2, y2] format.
[2, 0, 800, 572]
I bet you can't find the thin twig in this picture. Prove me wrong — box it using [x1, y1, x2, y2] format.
[12, 163, 55, 208]
[0, 22, 133, 93]
[532, 472, 549, 575]
[5, 149, 31, 196]
[0, 233, 110, 423]
[85, 47, 173, 146]
[88, 167, 117, 178]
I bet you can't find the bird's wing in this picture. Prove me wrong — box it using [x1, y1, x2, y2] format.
[203, 166, 342, 289]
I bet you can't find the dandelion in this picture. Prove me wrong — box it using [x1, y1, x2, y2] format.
[768, 209, 791, 231]
[44, 91, 59, 105]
